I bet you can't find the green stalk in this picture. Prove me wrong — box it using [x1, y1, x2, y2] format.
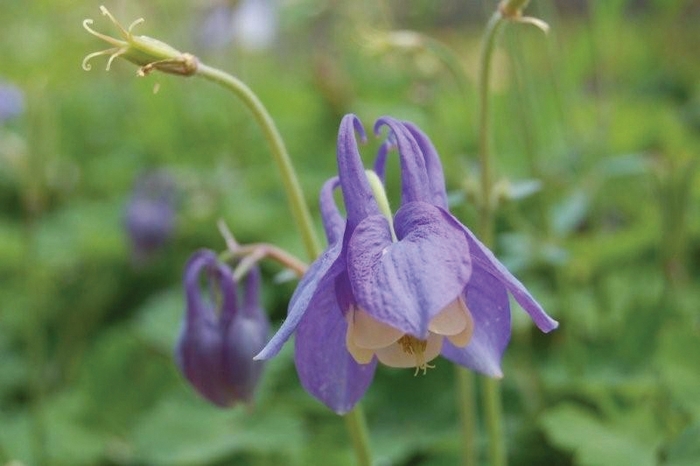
[195, 63, 322, 260]
[195, 63, 372, 466]
[477, 10, 507, 466]
[344, 407, 372, 466]
[455, 367, 478, 466]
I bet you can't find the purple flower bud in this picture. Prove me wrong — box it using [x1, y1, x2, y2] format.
[0, 81, 24, 122]
[175, 250, 269, 407]
[124, 171, 176, 261]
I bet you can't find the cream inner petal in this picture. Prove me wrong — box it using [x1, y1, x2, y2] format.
[375, 333, 443, 369]
[347, 306, 404, 349]
[428, 298, 470, 336]
[346, 328, 375, 364]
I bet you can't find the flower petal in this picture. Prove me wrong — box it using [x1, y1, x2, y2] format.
[347, 306, 404, 349]
[374, 117, 432, 204]
[457, 219, 559, 332]
[223, 315, 268, 403]
[429, 298, 470, 336]
[375, 333, 443, 368]
[348, 202, 471, 338]
[402, 121, 448, 209]
[319, 177, 344, 245]
[255, 240, 344, 360]
[441, 262, 511, 378]
[295, 284, 377, 414]
[175, 318, 232, 406]
[337, 114, 380, 228]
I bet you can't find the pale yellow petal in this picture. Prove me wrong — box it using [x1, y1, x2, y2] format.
[348, 307, 403, 349]
[375, 333, 443, 368]
[429, 298, 469, 336]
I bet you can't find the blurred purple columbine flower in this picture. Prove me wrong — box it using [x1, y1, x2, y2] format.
[256, 114, 558, 414]
[196, 0, 278, 52]
[124, 171, 176, 262]
[176, 249, 269, 407]
[0, 81, 24, 122]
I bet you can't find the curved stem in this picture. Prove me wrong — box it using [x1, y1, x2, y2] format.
[197, 64, 373, 466]
[195, 63, 322, 260]
[478, 11, 508, 466]
[344, 406, 372, 466]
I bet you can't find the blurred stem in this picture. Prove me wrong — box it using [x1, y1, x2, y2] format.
[477, 12, 504, 246]
[455, 367, 478, 466]
[344, 406, 372, 466]
[197, 64, 372, 466]
[195, 63, 322, 260]
[477, 10, 507, 466]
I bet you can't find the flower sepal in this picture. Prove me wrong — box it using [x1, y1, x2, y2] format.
[83, 6, 198, 76]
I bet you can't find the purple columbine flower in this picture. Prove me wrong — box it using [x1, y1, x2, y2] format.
[0, 81, 24, 122]
[175, 249, 269, 407]
[256, 114, 558, 414]
[124, 171, 176, 261]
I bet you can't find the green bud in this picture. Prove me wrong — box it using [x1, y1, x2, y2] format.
[82, 6, 197, 76]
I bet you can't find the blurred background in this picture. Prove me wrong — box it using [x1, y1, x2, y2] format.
[0, 0, 698, 465]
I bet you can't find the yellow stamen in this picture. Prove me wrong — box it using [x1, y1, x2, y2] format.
[398, 335, 435, 376]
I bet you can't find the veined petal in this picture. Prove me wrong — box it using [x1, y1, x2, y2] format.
[441, 262, 511, 378]
[337, 114, 380, 228]
[402, 121, 448, 209]
[319, 177, 344, 245]
[456, 218, 559, 332]
[348, 202, 471, 338]
[255, 240, 344, 360]
[295, 285, 377, 414]
[374, 117, 432, 205]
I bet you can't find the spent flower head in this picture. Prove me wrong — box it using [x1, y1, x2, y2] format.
[82, 6, 197, 76]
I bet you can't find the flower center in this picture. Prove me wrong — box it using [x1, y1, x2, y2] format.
[345, 298, 474, 374]
[397, 335, 435, 375]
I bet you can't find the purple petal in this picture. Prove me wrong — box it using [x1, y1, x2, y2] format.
[347, 202, 472, 338]
[295, 283, 377, 414]
[183, 250, 238, 326]
[319, 177, 344, 245]
[372, 137, 395, 183]
[441, 263, 511, 377]
[453, 217, 559, 332]
[255, 240, 345, 360]
[223, 313, 268, 403]
[337, 114, 380, 228]
[374, 117, 431, 205]
[175, 318, 232, 406]
[402, 122, 449, 209]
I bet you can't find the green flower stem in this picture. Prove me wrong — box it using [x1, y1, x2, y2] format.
[195, 63, 322, 260]
[455, 367, 477, 466]
[195, 63, 372, 466]
[477, 11, 505, 247]
[344, 406, 372, 466]
[477, 10, 507, 466]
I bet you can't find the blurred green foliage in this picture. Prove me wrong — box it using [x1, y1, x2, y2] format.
[0, 0, 698, 465]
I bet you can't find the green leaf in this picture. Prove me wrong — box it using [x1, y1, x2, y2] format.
[540, 403, 657, 466]
[130, 391, 304, 465]
[666, 423, 700, 466]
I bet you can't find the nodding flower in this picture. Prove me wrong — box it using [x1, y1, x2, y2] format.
[82, 5, 198, 76]
[175, 250, 269, 407]
[255, 115, 558, 414]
